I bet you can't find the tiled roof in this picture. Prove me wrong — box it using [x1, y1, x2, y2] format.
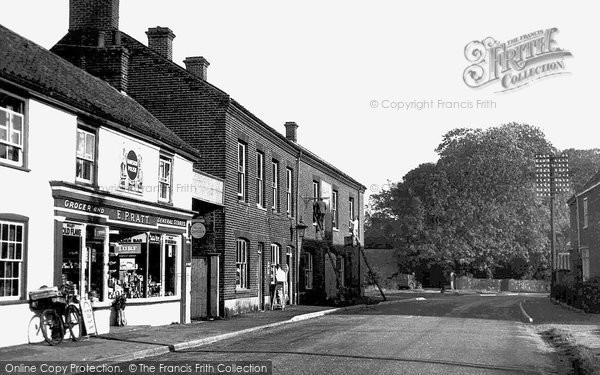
[578, 170, 600, 195]
[0, 24, 200, 159]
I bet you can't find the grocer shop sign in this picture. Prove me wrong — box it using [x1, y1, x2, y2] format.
[57, 198, 187, 229]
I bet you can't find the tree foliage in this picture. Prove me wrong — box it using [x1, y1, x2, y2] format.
[366, 123, 587, 280]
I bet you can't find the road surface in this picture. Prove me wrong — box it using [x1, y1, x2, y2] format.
[149, 294, 561, 374]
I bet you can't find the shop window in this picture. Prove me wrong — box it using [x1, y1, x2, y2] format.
[105, 231, 179, 299]
[304, 253, 313, 290]
[75, 128, 96, 184]
[158, 156, 172, 202]
[0, 219, 26, 300]
[0, 91, 26, 168]
[236, 239, 249, 289]
[61, 224, 105, 301]
[256, 151, 265, 208]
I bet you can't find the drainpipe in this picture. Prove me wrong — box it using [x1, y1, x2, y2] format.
[576, 194, 581, 281]
[295, 149, 303, 304]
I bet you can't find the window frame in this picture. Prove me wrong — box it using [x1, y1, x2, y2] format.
[75, 126, 97, 185]
[0, 216, 28, 302]
[313, 181, 320, 199]
[236, 239, 249, 290]
[583, 197, 589, 229]
[272, 160, 279, 211]
[256, 151, 265, 208]
[270, 243, 281, 266]
[237, 142, 247, 201]
[158, 155, 173, 203]
[0, 90, 28, 170]
[332, 190, 339, 229]
[304, 252, 313, 290]
[286, 168, 293, 217]
[338, 255, 345, 287]
[582, 247, 590, 281]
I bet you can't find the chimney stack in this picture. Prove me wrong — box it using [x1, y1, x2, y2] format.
[184, 56, 210, 80]
[69, 0, 120, 31]
[146, 27, 176, 60]
[284, 122, 298, 142]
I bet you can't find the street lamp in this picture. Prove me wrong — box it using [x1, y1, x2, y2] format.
[296, 218, 309, 239]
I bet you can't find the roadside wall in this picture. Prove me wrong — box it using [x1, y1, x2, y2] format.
[455, 277, 549, 293]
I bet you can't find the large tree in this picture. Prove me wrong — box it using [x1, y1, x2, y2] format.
[366, 123, 583, 280]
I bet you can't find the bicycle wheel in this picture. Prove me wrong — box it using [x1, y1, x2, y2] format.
[64, 304, 83, 341]
[41, 309, 64, 345]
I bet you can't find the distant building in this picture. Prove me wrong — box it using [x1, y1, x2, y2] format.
[566, 172, 600, 282]
[52, 0, 366, 315]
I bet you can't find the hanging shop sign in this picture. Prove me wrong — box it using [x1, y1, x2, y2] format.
[119, 148, 144, 194]
[62, 223, 83, 237]
[190, 222, 206, 239]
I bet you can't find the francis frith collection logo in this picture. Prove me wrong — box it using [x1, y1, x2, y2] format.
[463, 28, 572, 92]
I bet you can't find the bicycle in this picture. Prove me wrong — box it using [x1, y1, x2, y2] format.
[29, 284, 84, 345]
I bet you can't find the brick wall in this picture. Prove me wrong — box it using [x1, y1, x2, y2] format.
[69, 0, 120, 32]
[579, 191, 600, 278]
[221, 110, 298, 314]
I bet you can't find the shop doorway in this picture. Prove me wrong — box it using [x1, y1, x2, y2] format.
[191, 255, 219, 319]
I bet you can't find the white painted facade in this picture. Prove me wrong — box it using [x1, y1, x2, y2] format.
[0, 92, 202, 347]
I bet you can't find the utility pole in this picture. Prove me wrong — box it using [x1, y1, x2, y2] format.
[535, 154, 569, 288]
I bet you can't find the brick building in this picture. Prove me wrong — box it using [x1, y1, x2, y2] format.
[52, 0, 365, 316]
[567, 172, 600, 282]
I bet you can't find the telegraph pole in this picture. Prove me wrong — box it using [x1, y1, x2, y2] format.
[535, 154, 569, 287]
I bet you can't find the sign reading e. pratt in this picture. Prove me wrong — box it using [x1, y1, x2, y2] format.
[119, 148, 144, 194]
[463, 28, 572, 92]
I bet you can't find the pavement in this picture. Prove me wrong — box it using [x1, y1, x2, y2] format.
[0, 305, 349, 363]
[523, 297, 600, 354]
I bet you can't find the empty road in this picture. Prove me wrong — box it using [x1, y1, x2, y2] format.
[149, 294, 561, 374]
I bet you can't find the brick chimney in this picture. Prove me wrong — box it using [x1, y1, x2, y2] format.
[284, 122, 298, 142]
[54, 0, 129, 92]
[183, 56, 210, 80]
[146, 27, 176, 60]
[69, 0, 119, 32]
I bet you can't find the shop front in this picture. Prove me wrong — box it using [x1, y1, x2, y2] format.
[51, 182, 193, 334]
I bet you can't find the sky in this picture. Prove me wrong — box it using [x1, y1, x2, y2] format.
[1, 1, 597, 205]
